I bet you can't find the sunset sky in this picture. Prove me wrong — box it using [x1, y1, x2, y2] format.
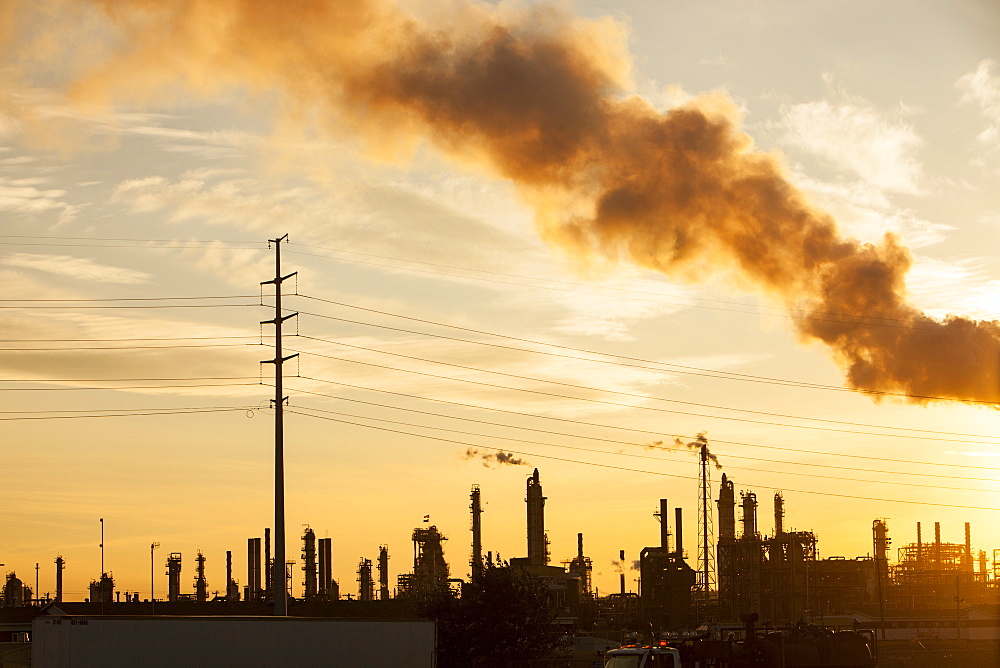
[1, 0, 998, 601]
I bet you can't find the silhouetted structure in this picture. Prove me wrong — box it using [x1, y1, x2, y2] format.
[378, 546, 390, 600]
[526, 469, 548, 566]
[194, 551, 208, 602]
[54, 556, 65, 603]
[247, 537, 262, 602]
[318, 537, 335, 600]
[301, 527, 317, 600]
[358, 558, 374, 602]
[398, 526, 450, 597]
[470, 485, 484, 581]
[166, 554, 182, 602]
[566, 533, 592, 597]
[639, 498, 696, 630]
[89, 573, 113, 604]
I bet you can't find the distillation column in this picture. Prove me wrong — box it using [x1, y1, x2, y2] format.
[302, 527, 317, 600]
[378, 547, 390, 600]
[358, 558, 374, 601]
[526, 469, 547, 566]
[194, 551, 208, 602]
[166, 553, 182, 602]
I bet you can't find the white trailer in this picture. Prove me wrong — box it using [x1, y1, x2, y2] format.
[32, 615, 436, 668]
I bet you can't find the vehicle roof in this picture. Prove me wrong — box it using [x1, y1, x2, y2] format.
[607, 646, 679, 655]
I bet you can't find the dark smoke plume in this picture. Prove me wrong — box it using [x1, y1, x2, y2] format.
[641, 432, 722, 469]
[464, 447, 530, 468]
[9, 0, 999, 406]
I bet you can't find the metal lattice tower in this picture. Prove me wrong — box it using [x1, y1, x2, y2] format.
[697, 438, 716, 596]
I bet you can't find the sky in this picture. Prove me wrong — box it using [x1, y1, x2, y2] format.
[0, 0, 998, 601]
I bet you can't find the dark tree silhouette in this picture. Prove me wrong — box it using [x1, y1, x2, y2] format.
[419, 560, 565, 667]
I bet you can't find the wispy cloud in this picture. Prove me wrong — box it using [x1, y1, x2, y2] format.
[0, 252, 152, 284]
[0, 176, 79, 223]
[789, 172, 950, 249]
[957, 59, 1000, 171]
[778, 95, 924, 194]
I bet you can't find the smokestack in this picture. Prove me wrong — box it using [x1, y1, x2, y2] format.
[248, 537, 261, 601]
[226, 550, 238, 601]
[774, 492, 784, 536]
[264, 527, 271, 598]
[659, 499, 669, 550]
[965, 522, 972, 572]
[935, 522, 941, 569]
[526, 469, 547, 566]
[917, 522, 923, 568]
[54, 556, 64, 603]
[577, 533, 584, 559]
[675, 507, 684, 557]
[318, 538, 332, 600]
[470, 485, 483, 581]
[619, 549, 625, 595]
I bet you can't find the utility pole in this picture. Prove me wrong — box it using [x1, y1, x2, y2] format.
[261, 234, 298, 616]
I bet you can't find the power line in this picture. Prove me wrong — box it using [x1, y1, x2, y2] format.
[0, 336, 265, 343]
[0, 376, 260, 382]
[0, 382, 261, 391]
[0, 343, 259, 351]
[0, 295, 256, 302]
[286, 343, 1000, 443]
[0, 234, 261, 244]
[285, 409, 998, 511]
[0, 407, 252, 421]
[284, 250, 987, 333]
[287, 378, 1000, 471]
[292, 295, 997, 406]
[0, 404, 256, 414]
[289, 404, 992, 492]
[282, 389, 998, 481]
[0, 304, 259, 310]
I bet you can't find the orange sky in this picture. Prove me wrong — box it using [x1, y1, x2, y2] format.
[0, 0, 998, 599]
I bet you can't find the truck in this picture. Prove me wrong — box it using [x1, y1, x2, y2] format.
[604, 644, 683, 668]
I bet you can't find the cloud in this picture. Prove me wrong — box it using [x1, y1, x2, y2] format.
[0, 176, 77, 222]
[957, 59, 1000, 170]
[0, 252, 151, 284]
[778, 98, 924, 194]
[788, 172, 951, 249]
[905, 256, 1000, 320]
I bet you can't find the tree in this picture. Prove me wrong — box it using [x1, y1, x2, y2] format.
[419, 560, 565, 667]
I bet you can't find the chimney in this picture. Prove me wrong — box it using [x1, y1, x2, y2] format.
[675, 507, 684, 557]
[619, 549, 625, 595]
[917, 522, 923, 568]
[659, 499, 669, 550]
[526, 469, 547, 566]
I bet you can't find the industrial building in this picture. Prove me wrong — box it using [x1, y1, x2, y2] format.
[2, 463, 998, 663]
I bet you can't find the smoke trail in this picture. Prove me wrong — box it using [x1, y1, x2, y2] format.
[464, 447, 530, 468]
[10, 0, 999, 406]
[640, 433, 722, 469]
